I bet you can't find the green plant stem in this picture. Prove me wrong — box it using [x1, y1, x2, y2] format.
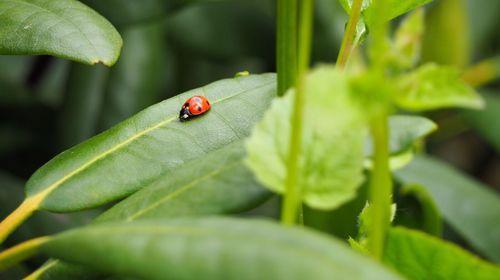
[368, 112, 392, 260]
[0, 236, 49, 271]
[281, 0, 314, 225]
[461, 55, 500, 87]
[0, 198, 38, 244]
[277, 0, 298, 96]
[336, 0, 363, 68]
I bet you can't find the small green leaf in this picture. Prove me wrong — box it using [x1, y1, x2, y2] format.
[365, 115, 437, 156]
[246, 66, 366, 210]
[385, 227, 500, 279]
[96, 141, 270, 222]
[0, 0, 122, 66]
[395, 64, 484, 111]
[395, 155, 500, 262]
[16, 74, 276, 212]
[391, 8, 424, 69]
[356, 202, 396, 246]
[42, 218, 403, 280]
[338, 0, 433, 27]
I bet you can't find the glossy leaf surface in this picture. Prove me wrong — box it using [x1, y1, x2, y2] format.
[0, 0, 122, 65]
[25, 73, 275, 212]
[396, 155, 500, 262]
[42, 218, 403, 280]
[385, 227, 500, 279]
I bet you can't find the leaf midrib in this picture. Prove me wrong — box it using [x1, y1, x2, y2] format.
[30, 80, 274, 207]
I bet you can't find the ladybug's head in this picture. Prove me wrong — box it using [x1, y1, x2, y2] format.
[179, 106, 192, 122]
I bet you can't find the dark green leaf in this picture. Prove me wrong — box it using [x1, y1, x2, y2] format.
[246, 66, 366, 210]
[463, 91, 500, 153]
[99, 21, 167, 129]
[22, 73, 275, 213]
[81, 0, 168, 26]
[96, 141, 270, 222]
[395, 155, 500, 262]
[400, 184, 443, 236]
[0, 0, 122, 65]
[42, 218, 403, 280]
[385, 227, 500, 279]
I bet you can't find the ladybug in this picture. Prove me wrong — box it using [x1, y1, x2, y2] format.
[179, 95, 211, 121]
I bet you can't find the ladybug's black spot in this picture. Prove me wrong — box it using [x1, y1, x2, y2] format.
[197, 106, 202, 112]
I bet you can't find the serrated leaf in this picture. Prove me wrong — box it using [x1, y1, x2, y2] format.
[96, 141, 269, 222]
[395, 155, 500, 262]
[9, 74, 275, 216]
[246, 66, 366, 210]
[0, 0, 122, 66]
[338, 0, 433, 27]
[395, 64, 484, 111]
[385, 227, 500, 279]
[42, 218, 403, 280]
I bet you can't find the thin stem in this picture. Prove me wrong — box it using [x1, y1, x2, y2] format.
[367, 0, 391, 261]
[336, 0, 364, 68]
[0, 236, 49, 271]
[461, 55, 500, 87]
[281, 0, 314, 225]
[367, 113, 392, 260]
[0, 198, 39, 244]
[277, 0, 298, 96]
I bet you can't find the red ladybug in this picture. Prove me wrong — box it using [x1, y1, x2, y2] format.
[179, 95, 211, 121]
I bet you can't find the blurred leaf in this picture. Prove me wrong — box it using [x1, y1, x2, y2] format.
[0, 56, 32, 85]
[35, 58, 70, 108]
[81, 0, 168, 26]
[395, 63, 484, 111]
[42, 218, 403, 280]
[96, 141, 269, 222]
[338, 0, 432, 27]
[58, 64, 108, 149]
[422, 0, 469, 67]
[465, 0, 500, 55]
[246, 66, 366, 210]
[168, 1, 274, 59]
[365, 115, 436, 156]
[385, 227, 500, 279]
[0, 125, 34, 157]
[18, 74, 275, 213]
[99, 21, 167, 129]
[395, 155, 500, 262]
[0, 0, 122, 66]
[463, 91, 500, 153]
[400, 184, 443, 236]
[391, 8, 424, 69]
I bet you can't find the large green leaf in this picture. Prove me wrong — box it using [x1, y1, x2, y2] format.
[42, 218, 403, 280]
[338, 0, 432, 27]
[246, 66, 366, 210]
[99, 21, 167, 129]
[0, 0, 122, 66]
[97, 141, 269, 222]
[385, 227, 500, 279]
[463, 91, 500, 153]
[12, 73, 275, 214]
[395, 155, 500, 262]
[395, 64, 484, 111]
